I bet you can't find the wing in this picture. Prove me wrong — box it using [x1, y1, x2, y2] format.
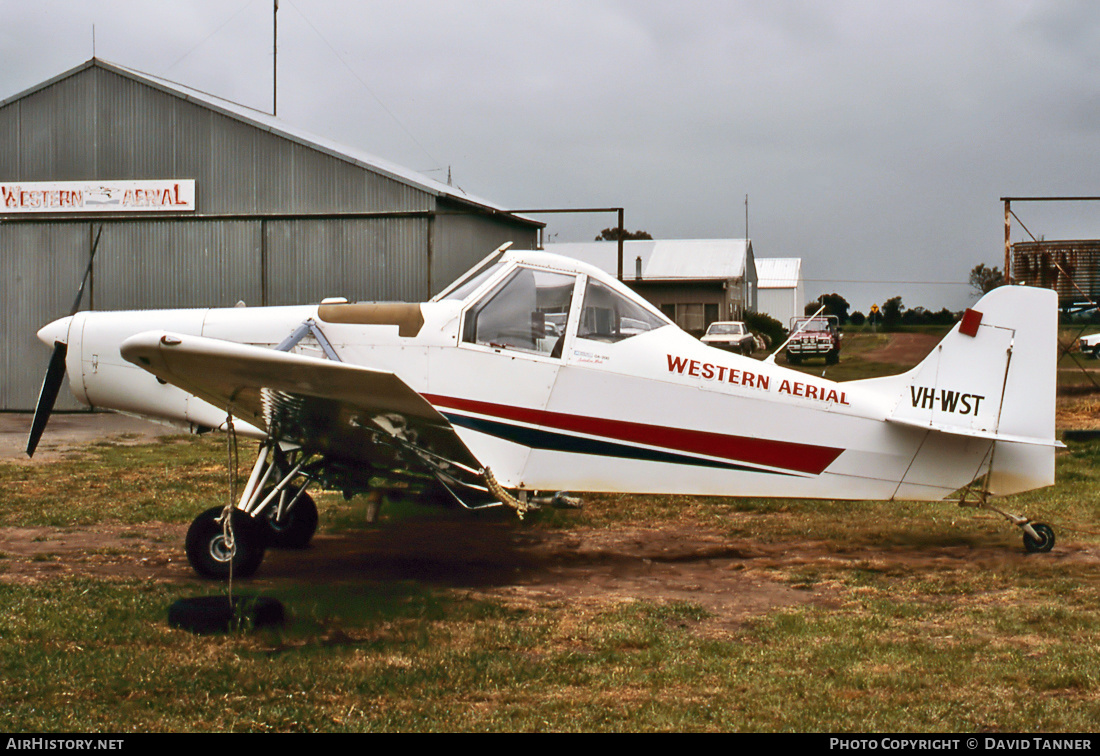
[118, 331, 484, 474]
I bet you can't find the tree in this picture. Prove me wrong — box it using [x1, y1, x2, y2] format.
[595, 227, 653, 241]
[882, 295, 904, 329]
[744, 310, 786, 350]
[969, 263, 1004, 298]
[807, 293, 851, 324]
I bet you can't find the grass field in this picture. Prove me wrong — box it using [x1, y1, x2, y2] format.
[2, 331, 1100, 732]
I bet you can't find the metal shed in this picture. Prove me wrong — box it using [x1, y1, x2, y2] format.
[0, 59, 541, 410]
[755, 258, 804, 326]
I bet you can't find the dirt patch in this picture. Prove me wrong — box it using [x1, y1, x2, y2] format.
[0, 519, 823, 633]
[859, 332, 940, 365]
[0, 413, 822, 631]
[3, 410, 1098, 635]
[5, 515, 1099, 636]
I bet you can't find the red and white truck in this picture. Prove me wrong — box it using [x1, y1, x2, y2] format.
[786, 315, 841, 365]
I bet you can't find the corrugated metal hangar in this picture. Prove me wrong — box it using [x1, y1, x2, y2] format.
[0, 59, 541, 410]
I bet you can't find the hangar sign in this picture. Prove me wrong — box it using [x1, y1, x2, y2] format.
[0, 179, 195, 213]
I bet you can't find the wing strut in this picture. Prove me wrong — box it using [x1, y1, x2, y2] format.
[276, 319, 341, 361]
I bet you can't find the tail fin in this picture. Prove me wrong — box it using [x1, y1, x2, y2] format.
[867, 285, 1060, 494]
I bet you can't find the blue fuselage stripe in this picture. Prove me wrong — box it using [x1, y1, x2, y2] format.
[443, 413, 792, 476]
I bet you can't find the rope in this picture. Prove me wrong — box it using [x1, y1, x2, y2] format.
[223, 412, 239, 598]
[482, 467, 531, 519]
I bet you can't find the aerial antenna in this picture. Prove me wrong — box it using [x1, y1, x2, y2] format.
[273, 0, 278, 116]
[765, 303, 826, 365]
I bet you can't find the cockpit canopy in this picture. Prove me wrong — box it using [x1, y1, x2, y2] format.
[439, 247, 671, 358]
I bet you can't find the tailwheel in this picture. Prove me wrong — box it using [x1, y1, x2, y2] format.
[185, 506, 267, 579]
[263, 491, 319, 549]
[958, 492, 1056, 555]
[1022, 522, 1056, 554]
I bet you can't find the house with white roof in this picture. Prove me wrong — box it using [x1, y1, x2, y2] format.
[546, 239, 756, 335]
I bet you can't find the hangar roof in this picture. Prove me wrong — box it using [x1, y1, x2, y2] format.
[0, 58, 538, 224]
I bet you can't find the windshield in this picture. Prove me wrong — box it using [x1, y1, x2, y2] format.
[440, 262, 505, 302]
[706, 323, 743, 335]
[434, 247, 508, 301]
[793, 319, 831, 332]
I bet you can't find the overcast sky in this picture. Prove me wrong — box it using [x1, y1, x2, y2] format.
[3, 1, 1100, 312]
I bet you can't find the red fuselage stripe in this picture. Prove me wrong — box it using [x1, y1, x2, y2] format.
[422, 394, 843, 475]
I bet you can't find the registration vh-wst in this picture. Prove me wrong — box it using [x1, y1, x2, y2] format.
[27, 242, 1062, 578]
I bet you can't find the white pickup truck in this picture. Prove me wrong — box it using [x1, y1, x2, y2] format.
[1080, 332, 1100, 357]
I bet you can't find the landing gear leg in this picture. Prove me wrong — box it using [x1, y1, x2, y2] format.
[183, 440, 320, 579]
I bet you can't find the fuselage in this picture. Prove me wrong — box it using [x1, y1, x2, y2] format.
[38, 249, 1052, 502]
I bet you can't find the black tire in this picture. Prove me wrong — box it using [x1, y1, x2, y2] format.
[1092, 346, 1100, 360]
[787, 352, 801, 365]
[185, 506, 267, 579]
[168, 595, 285, 635]
[1023, 522, 1055, 554]
[263, 491, 319, 549]
[826, 350, 840, 365]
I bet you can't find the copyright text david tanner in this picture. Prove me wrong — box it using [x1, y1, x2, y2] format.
[829, 737, 1093, 752]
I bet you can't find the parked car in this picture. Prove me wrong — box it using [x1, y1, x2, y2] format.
[701, 321, 755, 355]
[786, 315, 841, 365]
[1080, 332, 1100, 357]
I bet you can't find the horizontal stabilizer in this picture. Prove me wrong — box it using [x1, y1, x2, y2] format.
[886, 414, 1062, 447]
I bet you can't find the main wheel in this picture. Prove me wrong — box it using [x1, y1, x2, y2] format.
[1023, 522, 1055, 553]
[185, 506, 267, 579]
[263, 491, 319, 549]
[826, 349, 840, 365]
[787, 352, 801, 365]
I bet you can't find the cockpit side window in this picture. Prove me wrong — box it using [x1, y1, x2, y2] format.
[463, 267, 577, 357]
[577, 279, 668, 343]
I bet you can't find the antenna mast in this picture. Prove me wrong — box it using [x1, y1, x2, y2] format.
[273, 0, 279, 116]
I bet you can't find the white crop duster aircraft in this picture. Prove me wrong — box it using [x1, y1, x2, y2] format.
[28, 243, 1062, 578]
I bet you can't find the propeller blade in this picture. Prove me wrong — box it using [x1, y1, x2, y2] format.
[25, 225, 103, 457]
[69, 225, 103, 316]
[26, 341, 69, 457]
